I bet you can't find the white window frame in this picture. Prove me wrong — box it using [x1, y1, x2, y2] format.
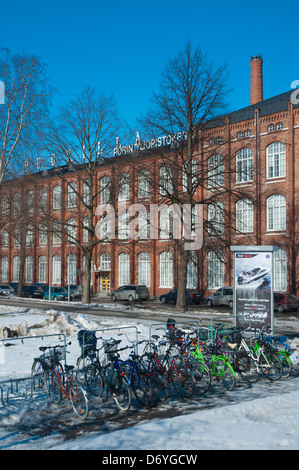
[267, 194, 286, 231]
[2, 257, 8, 283]
[68, 254, 77, 284]
[25, 256, 33, 283]
[208, 154, 224, 189]
[68, 182, 77, 208]
[160, 166, 173, 196]
[208, 202, 224, 235]
[208, 250, 224, 289]
[52, 255, 61, 284]
[118, 253, 130, 286]
[236, 148, 253, 183]
[274, 248, 287, 291]
[236, 198, 254, 233]
[138, 252, 151, 287]
[101, 176, 111, 204]
[159, 251, 173, 288]
[187, 251, 198, 289]
[13, 256, 20, 282]
[266, 142, 286, 179]
[53, 185, 62, 210]
[138, 170, 150, 199]
[39, 255, 47, 283]
[100, 253, 111, 271]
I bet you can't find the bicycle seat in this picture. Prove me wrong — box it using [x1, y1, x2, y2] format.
[65, 365, 74, 371]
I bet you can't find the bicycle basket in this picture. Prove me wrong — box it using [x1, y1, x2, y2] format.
[49, 347, 65, 363]
[103, 340, 118, 354]
[78, 330, 97, 352]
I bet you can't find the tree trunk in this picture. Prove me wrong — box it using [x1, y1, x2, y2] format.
[82, 248, 92, 303]
[175, 249, 189, 311]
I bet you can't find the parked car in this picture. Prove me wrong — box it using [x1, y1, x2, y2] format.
[8, 282, 19, 293]
[274, 292, 299, 313]
[43, 286, 69, 301]
[0, 284, 14, 296]
[111, 285, 150, 301]
[64, 284, 82, 300]
[206, 287, 233, 308]
[159, 289, 203, 305]
[22, 285, 44, 298]
[33, 283, 49, 291]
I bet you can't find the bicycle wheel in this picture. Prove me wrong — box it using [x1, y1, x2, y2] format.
[112, 374, 132, 411]
[68, 379, 89, 420]
[132, 369, 153, 407]
[170, 357, 195, 398]
[85, 364, 104, 396]
[279, 353, 292, 379]
[212, 358, 236, 391]
[259, 352, 283, 381]
[188, 358, 211, 395]
[149, 367, 169, 402]
[44, 369, 62, 404]
[31, 359, 45, 391]
[238, 354, 259, 383]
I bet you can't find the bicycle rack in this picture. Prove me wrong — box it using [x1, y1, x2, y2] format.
[79, 325, 139, 369]
[0, 333, 67, 406]
[148, 320, 203, 349]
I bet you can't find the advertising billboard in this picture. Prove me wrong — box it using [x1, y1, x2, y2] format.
[231, 246, 277, 332]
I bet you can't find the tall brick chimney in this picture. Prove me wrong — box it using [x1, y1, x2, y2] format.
[250, 55, 263, 105]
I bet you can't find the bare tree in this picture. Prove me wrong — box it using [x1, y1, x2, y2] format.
[138, 41, 237, 311]
[43, 86, 124, 303]
[0, 48, 52, 184]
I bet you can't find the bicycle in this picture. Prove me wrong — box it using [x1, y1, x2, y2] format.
[31, 343, 65, 391]
[44, 354, 89, 420]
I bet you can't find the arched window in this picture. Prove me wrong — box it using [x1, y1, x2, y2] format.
[267, 194, 286, 231]
[118, 173, 130, 201]
[274, 248, 287, 291]
[118, 253, 130, 285]
[138, 170, 150, 199]
[268, 124, 275, 132]
[187, 251, 198, 289]
[52, 255, 61, 284]
[67, 254, 77, 284]
[2, 195, 9, 217]
[160, 251, 173, 288]
[2, 257, 8, 283]
[236, 148, 253, 183]
[39, 188, 48, 211]
[13, 256, 20, 282]
[2, 229, 9, 247]
[266, 142, 285, 179]
[100, 253, 111, 271]
[236, 199, 253, 233]
[160, 166, 173, 195]
[68, 182, 77, 208]
[68, 218, 77, 242]
[53, 185, 62, 210]
[39, 255, 47, 283]
[208, 251, 224, 289]
[13, 193, 21, 215]
[25, 256, 33, 283]
[208, 155, 224, 188]
[101, 176, 111, 203]
[208, 202, 224, 235]
[138, 252, 151, 287]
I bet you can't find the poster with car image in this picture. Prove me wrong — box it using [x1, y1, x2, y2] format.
[234, 250, 273, 331]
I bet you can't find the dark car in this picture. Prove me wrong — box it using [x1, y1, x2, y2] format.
[33, 283, 49, 291]
[159, 288, 202, 305]
[274, 292, 299, 313]
[22, 285, 44, 298]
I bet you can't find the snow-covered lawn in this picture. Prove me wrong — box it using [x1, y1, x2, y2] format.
[0, 302, 298, 450]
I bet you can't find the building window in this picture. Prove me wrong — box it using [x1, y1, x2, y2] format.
[182, 160, 197, 193]
[208, 154, 224, 188]
[118, 173, 130, 201]
[39, 223, 48, 245]
[274, 248, 287, 291]
[138, 170, 150, 199]
[237, 132, 244, 139]
[160, 166, 173, 196]
[267, 194, 286, 231]
[67, 254, 77, 284]
[208, 250, 224, 289]
[119, 253, 130, 286]
[68, 218, 77, 242]
[100, 253, 111, 271]
[187, 251, 198, 289]
[118, 212, 130, 240]
[25, 256, 33, 283]
[2, 229, 9, 247]
[138, 252, 151, 287]
[208, 202, 224, 235]
[268, 124, 275, 132]
[27, 190, 34, 213]
[52, 255, 61, 284]
[2, 195, 9, 217]
[160, 207, 173, 239]
[266, 142, 286, 179]
[14, 193, 21, 215]
[26, 224, 34, 246]
[53, 221, 61, 245]
[236, 198, 254, 233]
[2, 257, 8, 283]
[101, 176, 111, 204]
[138, 210, 150, 239]
[53, 185, 62, 210]
[245, 129, 251, 137]
[68, 182, 77, 208]
[277, 122, 283, 130]
[13, 256, 20, 282]
[160, 251, 173, 288]
[236, 148, 253, 183]
[39, 188, 47, 212]
[39, 255, 47, 283]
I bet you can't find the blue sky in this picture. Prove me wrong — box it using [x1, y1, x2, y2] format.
[1, 0, 298, 130]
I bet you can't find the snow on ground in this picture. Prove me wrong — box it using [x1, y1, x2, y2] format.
[0, 301, 298, 450]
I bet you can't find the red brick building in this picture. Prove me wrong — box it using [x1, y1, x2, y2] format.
[0, 56, 298, 297]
